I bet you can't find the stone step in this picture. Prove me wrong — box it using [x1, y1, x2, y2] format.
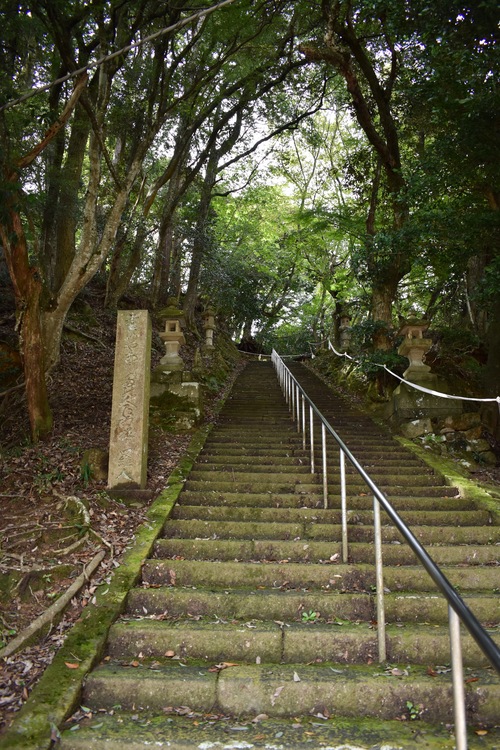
[207, 434, 406, 450]
[59, 713, 500, 750]
[188, 467, 445, 484]
[171, 497, 484, 519]
[200, 444, 423, 460]
[164, 510, 491, 532]
[80, 662, 500, 724]
[125, 587, 499, 626]
[184, 478, 453, 495]
[154, 537, 499, 567]
[178, 488, 461, 505]
[142, 558, 500, 592]
[107, 619, 499, 668]
[196, 459, 437, 477]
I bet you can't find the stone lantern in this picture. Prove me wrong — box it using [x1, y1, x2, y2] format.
[392, 316, 462, 422]
[397, 318, 434, 382]
[158, 297, 185, 371]
[339, 312, 352, 352]
[202, 305, 216, 350]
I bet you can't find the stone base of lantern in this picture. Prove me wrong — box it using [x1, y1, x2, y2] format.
[392, 380, 462, 421]
[150, 368, 203, 431]
[157, 355, 184, 372]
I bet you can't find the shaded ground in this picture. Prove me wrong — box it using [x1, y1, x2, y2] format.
[0, 290, 238, 734]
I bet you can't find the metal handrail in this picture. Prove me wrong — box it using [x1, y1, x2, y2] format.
[272, 349, 500, 749]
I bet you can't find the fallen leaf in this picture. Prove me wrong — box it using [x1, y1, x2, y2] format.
[293, 671, 301, 682]
[209, 662, 239, 672]
[165, 650, 176, 658]
[475, 730, 488, 736]
[65, 662, 80, 669]
[465, 677, 479, 684]
[252, 713, 268, 723]
[388, 667, 407, 676]
[271, 686, 284, 706]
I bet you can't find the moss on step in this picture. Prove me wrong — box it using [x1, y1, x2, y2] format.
[58, 712, 495, 750]
[397, 437, 500, 523]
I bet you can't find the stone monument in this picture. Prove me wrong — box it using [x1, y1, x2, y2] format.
[108, 310, 152, 490]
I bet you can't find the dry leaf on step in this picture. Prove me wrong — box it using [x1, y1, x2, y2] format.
[271, 686, 284, 706]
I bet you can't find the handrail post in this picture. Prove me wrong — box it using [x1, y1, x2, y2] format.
[340, 449, 348, 563]
[322, 423, 328, 509]
[296, 384, 300, 431]
[449, 606, 468, 750]
[373, 496, 386, 663]
[302, 395, 306, 449]
[309, 405, 314, 474]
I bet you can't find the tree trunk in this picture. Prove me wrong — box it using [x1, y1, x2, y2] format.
[0, 76, 87, 440]
[183, 163, 218, 328]
[0, 213, 52, 441]
[371, 279, 398, 350]
[105, 225, 146, 309]
[52, 103, 91, 293]
[482, 294, 500, 440]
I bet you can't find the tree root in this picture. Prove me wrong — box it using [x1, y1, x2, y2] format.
[0, 549, 106, 660]
[53, 533, 89, 557]
[63, 323, 106, 348]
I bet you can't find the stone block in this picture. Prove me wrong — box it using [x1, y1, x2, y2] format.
[399, 418, 432, 439]
[464, 426, 483, 441]
[81, 448, 108, 482]
[393, 382, 462, 420]
[108, 310, 151, 489]
[441, 412, 481, 432]
[467, 439, 491, 454]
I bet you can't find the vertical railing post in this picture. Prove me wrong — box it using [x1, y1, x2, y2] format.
[309, 406, 315, 474]
[340, 449, 348, 563]
[449, 606, 468, 750]
[322, 423, 328, 509]
[302, 395, 306, 449]
[373, 496, 386, 663]
[296, 384, 300, 431]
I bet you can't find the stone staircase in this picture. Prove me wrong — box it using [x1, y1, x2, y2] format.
[61, 360, 500, 749]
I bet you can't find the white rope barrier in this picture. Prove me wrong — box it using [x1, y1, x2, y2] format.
[328, 340, 500, 407]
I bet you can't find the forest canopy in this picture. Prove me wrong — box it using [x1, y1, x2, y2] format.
[0, 0, 498, 440]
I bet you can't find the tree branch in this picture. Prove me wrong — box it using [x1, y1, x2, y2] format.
[15, 74, 88, 172]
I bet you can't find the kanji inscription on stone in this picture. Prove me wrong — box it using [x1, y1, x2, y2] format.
[108, 310, 152, 489]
